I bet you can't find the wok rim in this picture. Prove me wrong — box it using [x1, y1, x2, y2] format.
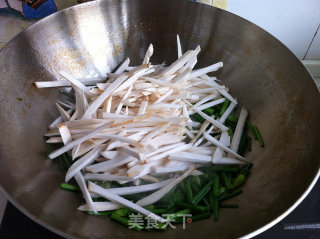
[242, 168, 320, 238]
[0, 0, 319, 238]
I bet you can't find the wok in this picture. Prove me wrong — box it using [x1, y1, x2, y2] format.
[0, 0, 320, 238]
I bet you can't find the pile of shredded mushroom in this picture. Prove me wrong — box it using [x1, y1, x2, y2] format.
[34, 35, 248, 222]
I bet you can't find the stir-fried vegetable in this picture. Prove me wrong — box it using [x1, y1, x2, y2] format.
[36, 35, 263, 231]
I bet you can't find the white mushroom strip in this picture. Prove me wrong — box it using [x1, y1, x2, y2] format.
[142, 44, 154, 65]
[84, 173, 133, 182]
[114, 57, 130, 74]
[65, 146, 103, 182]
[85, 154, 136, 173]
[75, 173, 97, 213]
[57, 100, 75, 110]
[169, 152, 212, 164]
[181, 46, 201, 72]
[114, 65, 152, 94]
[34, 77, 105, 88]
[59, 71, 95, 97]
[176, 34, 182, 58]
[140, 123, 171, 144]
[160, 50, 194, 76]
[127, 159, 164, 178]
[95, 178, 174, 196]
[219, 101, 237, 124]
[140, 175, 160, 183]
[56, 103, 71, 121]
[48, 122, 113, 159]
[154, 165, 192, 174]
[212, 131, 230, 163]
[115, 85, 133, 114]
[46, 137, 63, 143]
[88, 182, 167, 223]
[172, 68, 192, 84]
[201, 74, 237, 104]
[58, 123, 72, 145]
[136, 167, 195, 206]
[194, 98, 226, 112]
[154, 89, 174, 103]
[49, 109, 73, 130]
[215, 157, 246, 165]
[78, 201, 121, 212]
[204, 132, 247, 162]
[194, 108, 228, 132]
[100, 150, 119, 159]
[189, 146, 215, 155]
[230, 107, 248, 152]
[146, 142, 185, 158]
[146, 143, 191, 163]
[186, 62, 223, 80]
[81, 74, 131, 119]
[190, 120, 210, 144]
[72, 138, 107, 159]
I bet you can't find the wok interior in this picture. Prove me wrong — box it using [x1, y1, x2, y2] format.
[0, 0, 320, 238]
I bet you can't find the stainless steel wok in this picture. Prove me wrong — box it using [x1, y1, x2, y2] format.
[0, 0, 319, 238]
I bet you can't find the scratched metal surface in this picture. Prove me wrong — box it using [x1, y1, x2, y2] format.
[0, 0, 320, 238]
